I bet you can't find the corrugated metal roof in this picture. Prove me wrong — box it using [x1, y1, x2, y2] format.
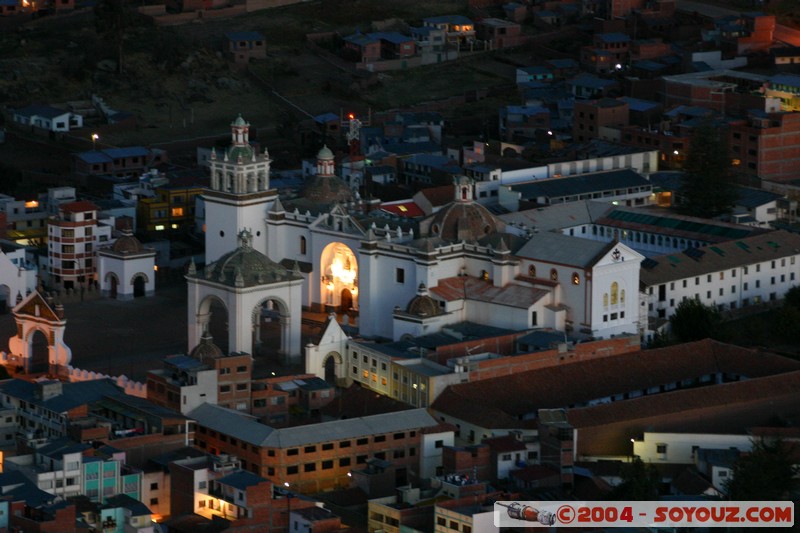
[516, 231, 619, 268]
[189, 404, 439, 448]
[510, 169, 651, 200]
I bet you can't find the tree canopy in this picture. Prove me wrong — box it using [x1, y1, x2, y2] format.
[669, 298, 724, 342]
[725, 438, 799, 500]
[678, 121, 737, 219]
[610, 457, 661, 500]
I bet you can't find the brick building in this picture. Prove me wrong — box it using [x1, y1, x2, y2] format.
[573, 98, 629, 142]
[189, 404, 449, 494]
[728, 110, 800, 183]
[48, 200, 113, 290]
[225, 31, 266, 65]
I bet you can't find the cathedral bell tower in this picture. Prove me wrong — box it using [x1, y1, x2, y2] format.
[204, 115, 277, 262]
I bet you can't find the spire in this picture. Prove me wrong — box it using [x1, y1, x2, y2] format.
[188, 257, 197, 276]
[269, 196, 285, 214]
[496, 236, 510, 254]
[234, 267, 244, 288]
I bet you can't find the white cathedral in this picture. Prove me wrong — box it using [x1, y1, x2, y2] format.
[190, 115, 644, 372]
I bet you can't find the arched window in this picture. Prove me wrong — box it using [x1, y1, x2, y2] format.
[300, 236, 307, 255]
[603, 293, 609, 308]
[528, 264, 536, 277]
[621, 289, 625, 303]
[550, 269, 558, 282]
[610, 282, 619, 305]
[572, 272, 580, 285]
[481, 270, 489, 281]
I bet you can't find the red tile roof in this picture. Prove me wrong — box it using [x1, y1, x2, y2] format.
[430, 340, 800, 429]
[59, 200, 98, 213]
[430, 276, 549, 307]
[380, 201, 425, 218]
[419, 185, 454, 207]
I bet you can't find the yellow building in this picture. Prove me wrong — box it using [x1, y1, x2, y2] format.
[138, 183, 204, 233]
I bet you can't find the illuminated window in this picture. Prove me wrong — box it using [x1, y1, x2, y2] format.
[732, 159, 741, 166]
[481, 270, 489, 281]
[398, 205, 408, 212]
[603, 293, 608, 308]
[300, 236, 307, 255]
[528, 265, 536, 277]
[611, 282, 619, 305]
[155, 225, 165, 231]
[572, 272, 580, 285]
[362, 370, 369, 379]
[550, 269, 558, 281]
[171, 224, 178, 229]
[171, 207, 184, 217]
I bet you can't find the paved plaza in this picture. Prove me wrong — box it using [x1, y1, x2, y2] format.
[0, 280, 330, 383]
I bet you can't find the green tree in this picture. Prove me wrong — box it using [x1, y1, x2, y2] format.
[784, 285, 800, 310]
[610, 457, 661, 500]
[725, 438, 799, 500]
[670, 298, 724, 342]
[678, 121, 737, 219]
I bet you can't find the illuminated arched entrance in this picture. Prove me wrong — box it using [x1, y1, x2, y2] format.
[320, 242, 358, 312]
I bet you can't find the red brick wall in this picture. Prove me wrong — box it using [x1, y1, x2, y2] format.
[442, 445, 491, 479]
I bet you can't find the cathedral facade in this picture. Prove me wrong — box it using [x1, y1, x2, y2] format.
[199, 116, 644, 364]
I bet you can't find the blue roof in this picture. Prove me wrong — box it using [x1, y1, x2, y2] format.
[503, 105, 549, 117]
[344, 33, 379, 46]
[314, 112, 339, 124]
[0, 0, 18, 5]
[736, 187, 782, 208]
[102, 494, 152, 516]
[633, 60, 667, 72]
[547, 58, 578, 69]
[770, 74, 800, 88]
[569, 73, 617, 89]
[597, 33, 631, 43]
[0, 378, 123, 413]
[511, 169, 651, 200]
[225, 31, 265, 42]
[103, 147, 150, 159]
[424, 15, 473, 25]
[14, 104, 70, 119]
[520, 66, 552, 75]
[217, 470, 268, 491]
[618, 97, 660, 112]
[405, 153, 452, 168]
[370, 31, 412, 45]
[76, 151, 113, 164]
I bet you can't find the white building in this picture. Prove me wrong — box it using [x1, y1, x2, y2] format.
[12, 105, 84, 132]
[97, 228, 156, 299]
[0, 241, 37, 311]
[641, 230, 800, 326]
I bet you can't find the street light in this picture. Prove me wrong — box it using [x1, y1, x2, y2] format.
[284, 482, 292, 530]
[92, 133, 99, 150]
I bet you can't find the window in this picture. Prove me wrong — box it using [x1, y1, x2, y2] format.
[150, 498, 159, 506]
[572, 272, 580, 285]
[237, 365, 247, 373]
[171, 207, 184, 217]
[528, 264, 536, 277]
[236, 383, 247, 391]
[304, 445, 316, 453]
[322, 460, 333, 470]
[287, 466, 298, 475]
[435, 440, 444, 448]
[395, 268, 405, 283]
[357, 438, 369, 446]
[374, 435, 386, 443]
[150, 482, 159, 490]
[550, 268, 558, 281]
[340, 440, 351, 448]
[304, 463, 316, 472]
[220, 385, 231, 393]
[300, 236, 307, 255]
[322, 443, 334, 451]
[339, 457, 351, 467]
[610, 282, 618, 305]
[287, 448, 299, 456]
[656, 443, 667, 454]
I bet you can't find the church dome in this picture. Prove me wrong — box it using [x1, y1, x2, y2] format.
[422, 201, 502, 242]
[405, 283, 443, 317]
[317, 145, 334, 160]
[112, 231, 144, 254]
[198, 230, 301, 287]
[303, 174, 353, 205]
[227, 144, 255, 162]
[190, 331, 223, 363]
[232, 114, 248, 127]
